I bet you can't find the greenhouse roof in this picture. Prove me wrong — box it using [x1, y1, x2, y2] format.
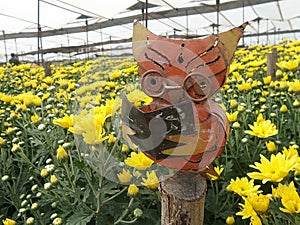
[0, 0, 299, 62]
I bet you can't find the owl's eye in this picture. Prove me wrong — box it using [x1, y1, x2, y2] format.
[141, 70, 166, 97]
[183, 73, 212, 102]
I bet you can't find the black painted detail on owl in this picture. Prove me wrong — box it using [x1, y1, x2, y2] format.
[185, 37, 219, 69]
[121, 95, 196, 157]
[144, 53, 165, 70]
[194, 55, 221, 69]
[178, 53, 184, 64]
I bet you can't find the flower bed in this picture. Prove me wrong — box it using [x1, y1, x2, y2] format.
[0, 39, 300, 225]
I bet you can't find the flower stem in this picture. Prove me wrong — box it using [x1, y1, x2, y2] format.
[114, 197, 135, 225]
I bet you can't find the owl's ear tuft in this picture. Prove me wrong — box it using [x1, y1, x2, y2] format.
[132, 21, 155, 59]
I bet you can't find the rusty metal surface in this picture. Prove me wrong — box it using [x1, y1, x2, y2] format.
[122, 21, 246, 171]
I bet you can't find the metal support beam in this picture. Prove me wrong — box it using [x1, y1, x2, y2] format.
[37, 0, 41, 64]
[145, 0, 148, 28]
[16, 28, 300, 56]
[216, 0, 220, 34]
[2, 31, 8, 62]
[0, 0, 278, 41]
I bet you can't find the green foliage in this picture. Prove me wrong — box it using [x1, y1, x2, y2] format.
[1, 39, 300, 225]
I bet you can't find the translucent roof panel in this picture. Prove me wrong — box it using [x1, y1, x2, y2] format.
[0, 0, 299, 63]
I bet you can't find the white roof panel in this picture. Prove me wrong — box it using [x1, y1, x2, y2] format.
[0, 0, 299, 62]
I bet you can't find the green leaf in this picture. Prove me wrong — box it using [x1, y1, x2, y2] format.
[66, 210, 94, 225]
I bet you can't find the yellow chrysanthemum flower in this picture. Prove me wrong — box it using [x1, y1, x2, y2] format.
[282, 145, 299, 160]
[280, 198, 300, 214]
[53, 114, 73, 129]
[206, 166, 224, 180]
[109, 70, 122, 80]
[250, 215, 262, 225]
[261, 91, 269, 97]
[42, 93, 51, 101]
[5, 127, 17, 135]
[117, 169, 131, 184]
[263, 76, 272, 85]
[272, 182, 295, 199]
[277, 59, 299, 71]
[247, 153, 297, 184]
[31, 113, 39, 123]
[105, 97, 121, 116]
[237, 81, 252, 91]
[126, 89, 152, 106]
[141, 171, 159, 189]
[288, 79, 300, 93]
[71, 107, 109, 144]
[248, 194, 270, 213]
[124, 151, 154, 170]
[0, 137, 6, 145]
[227, 177, 262, 197]
[245, 113, 278, 138]
[236, 197, 257, 219]
[2, 218, 16, 225]
[273, 182, 300, 214]
[226, 111, 238, 123]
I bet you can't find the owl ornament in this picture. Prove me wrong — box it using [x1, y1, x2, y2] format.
[122, 21, 247, 172]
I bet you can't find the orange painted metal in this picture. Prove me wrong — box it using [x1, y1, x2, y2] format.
[122, 21, 247, 171]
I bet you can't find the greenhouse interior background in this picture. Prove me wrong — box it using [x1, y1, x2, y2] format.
[0, 0, 299, 64]
[1, 1, 300, 225]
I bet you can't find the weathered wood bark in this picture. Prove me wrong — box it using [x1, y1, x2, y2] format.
[159, 171, 207, 225]
[267, 48, 278, 81]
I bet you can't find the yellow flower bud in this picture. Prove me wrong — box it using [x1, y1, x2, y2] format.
[2, 218, 16, 225]
[229, 99, 238, 108]
[26, 217, 35, 224]
[121, 144, 129, 153]
[40, 168, 48, 178]
[128, 184, 139, 196]
[50, 175, 58, 184]
[266, 141, 276, 152]
[293, 99, 300, 107]
[53, 217, 62, 225]
[232, 122, 240, 129]
[226, 216, 235, 224]
[237, 105, 245, 112]
[108, 133, 115, 143]
[280, 104, 288, 113]
[31, 202, 38, 210]
[56, 145, 68, 161]
[31, 114, 39, 123]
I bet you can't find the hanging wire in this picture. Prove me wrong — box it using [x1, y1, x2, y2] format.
[276, 0, 284, 21]
[46, 0, 103, 18]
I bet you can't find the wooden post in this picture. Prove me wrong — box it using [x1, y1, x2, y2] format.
[267, 48, 278, 81]
[159, 171, 207, 225]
